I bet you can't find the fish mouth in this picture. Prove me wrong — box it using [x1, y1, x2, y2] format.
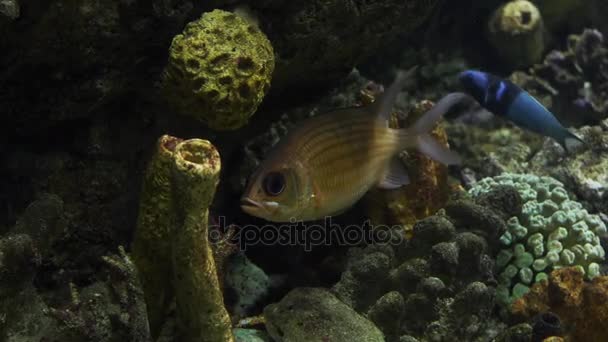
[240, 197, 262, 211]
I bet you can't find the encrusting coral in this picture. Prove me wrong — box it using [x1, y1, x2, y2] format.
[469, 173, 606, 306]
[131, 135, 233, 342]
[162, 9, 274, 130]
[511, 267, 608, 342]
[329, 187, 518, 341]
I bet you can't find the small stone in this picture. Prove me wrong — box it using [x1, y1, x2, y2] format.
[0, 0, 19, 20]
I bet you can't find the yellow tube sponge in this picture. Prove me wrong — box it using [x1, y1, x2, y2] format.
[162, 9, 274, 131]
[131, 135, 183, 338]
[487, 0, 545, 68]
[170, 139, 233, 342]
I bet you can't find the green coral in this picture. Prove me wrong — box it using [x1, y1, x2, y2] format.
[469, 173, 606, 306]
[162, 9, 274, 130]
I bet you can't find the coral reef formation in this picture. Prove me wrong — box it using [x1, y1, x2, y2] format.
[1, 237, 149, 341]
[131, 135, 233, 341]
[469, 173, 606, 306]
[487, 0, 545, 68]
[511, 29, 608, 125]
[365, 99, 453, 235]
[512, 267, 608, 342]
[526, 120, 608, 215]
[450, 115, 608, 218]
[255, 0, 440, 90]
[264, 287, 385, 342]
[48, 247, 150, 342]
[329, 187, 518, 341]
[162, 9, 275, 130]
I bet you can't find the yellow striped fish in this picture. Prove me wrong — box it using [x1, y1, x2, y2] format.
[241, 67, 466, 222]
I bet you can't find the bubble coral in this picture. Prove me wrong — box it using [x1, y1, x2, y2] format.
[512, 267, 608, 342]
[469, 173, 606, 306]
[162, 9, 274, 130]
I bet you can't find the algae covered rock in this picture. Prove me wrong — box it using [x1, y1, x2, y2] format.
[163, 9, 274, 130]
[469, 173, 606, 306]
[264, 287, 384, 342]
[531, 0, 587, 32]
[258, 0, 439, 90]
[510, 29, 608, 125]
[329, 187, 519, 341]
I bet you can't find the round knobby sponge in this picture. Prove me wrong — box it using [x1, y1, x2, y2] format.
[162, 9, 275, 130]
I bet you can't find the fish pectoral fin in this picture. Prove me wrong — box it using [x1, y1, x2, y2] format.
[377, 157, 410, 190]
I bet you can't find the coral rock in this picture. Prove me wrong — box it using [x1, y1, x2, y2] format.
[264, 287, 384, 342]
[512, 267, 608, 342]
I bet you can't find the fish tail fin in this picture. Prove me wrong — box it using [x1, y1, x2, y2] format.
[396, 92, 467, 165]
[558, 129, 585, 153]
[414, 134, 462, 165]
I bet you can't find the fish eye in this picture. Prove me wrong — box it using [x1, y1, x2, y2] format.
[262, 172, 286, 196]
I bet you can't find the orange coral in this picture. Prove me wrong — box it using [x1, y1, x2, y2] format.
[365, 100, 453, 237]
[511, 267, 608, 342]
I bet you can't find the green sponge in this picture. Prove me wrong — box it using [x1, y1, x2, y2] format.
[162, 9, 275, 130]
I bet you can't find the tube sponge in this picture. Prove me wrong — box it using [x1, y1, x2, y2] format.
[131, 135, 182, 337]
[131, 135, 233, 341]
[162, 9, 274, 131]
[170, 139, 233, 342]
[469, 173, 606, 306]
[487, 0, 545, 68]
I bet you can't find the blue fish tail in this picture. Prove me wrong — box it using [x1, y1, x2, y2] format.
[556, 129, 585, 153]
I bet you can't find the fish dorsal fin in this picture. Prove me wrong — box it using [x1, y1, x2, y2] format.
[371, 66, 418, 124]
[378, 157, 410, 189]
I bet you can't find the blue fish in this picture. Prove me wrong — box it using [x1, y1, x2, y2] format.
[459, 70, 584, 152]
